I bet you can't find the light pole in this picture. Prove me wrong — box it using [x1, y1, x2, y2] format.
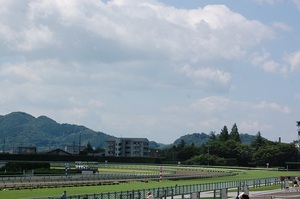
[207, 144, 210, 166]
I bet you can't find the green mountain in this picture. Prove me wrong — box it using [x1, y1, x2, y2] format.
[0, 112, 258, 152]
[173, 132, 257, 146]
[0, 112, 114, 151]
[173, 133, 210, 146]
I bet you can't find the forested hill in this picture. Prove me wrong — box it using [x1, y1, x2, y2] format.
[0, 112, 114, 151]
[173, 132, 258, 146]
[0, 112, 260, 152]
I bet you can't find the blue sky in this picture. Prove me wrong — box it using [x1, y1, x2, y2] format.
[0, 0, 300, 144]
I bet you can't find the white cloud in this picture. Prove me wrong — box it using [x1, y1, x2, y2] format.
[272, 22, 292, 31]
[250, 50, 289, 75]
[239, 120, 272, 134]
[284, 51, 300, 72]
[293, 0, 300, 11]
[254, 0, 284, 6]
[188, 96, 230, 113]
[0, 63, 42, 83]
[254, 0, 300, 12]
[180, 64, 232, 91]
[254, 101, 291, 114]
[166, 96, 291, 117]
[261, 60, 281, 73]
[164, 96, 291, 132]
[0, 0, 274, 94]
[295, 93, 300, 100]
[0, 0, 297, 144]
[16, 25, 56, 51]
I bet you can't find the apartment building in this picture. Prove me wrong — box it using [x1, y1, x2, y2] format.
[105, 137, 149, 157]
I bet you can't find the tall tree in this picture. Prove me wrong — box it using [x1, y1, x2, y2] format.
[178, 139, 185, 149]
[251, 131, 266, 150]
[229, 123, 241, 142]
[209, 131, 217, 141]
[86, 141, 93, 153]
[219, 125, 229, 142]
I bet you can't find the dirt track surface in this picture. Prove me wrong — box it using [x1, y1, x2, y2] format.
[0, 170, 230, 190]
[176, 169, 224, 176]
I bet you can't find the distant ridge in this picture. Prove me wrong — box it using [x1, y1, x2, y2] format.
[0, 112, 113, 151]
[0, 112, 258, 152]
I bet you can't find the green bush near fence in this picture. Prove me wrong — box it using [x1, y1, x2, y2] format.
[1, 161, 50, 172]
[0, 161, 82, 175]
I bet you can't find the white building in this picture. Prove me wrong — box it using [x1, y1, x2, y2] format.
[105, 138, 149, 157]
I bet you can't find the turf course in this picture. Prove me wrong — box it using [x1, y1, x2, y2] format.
[0, 165, 298, 199]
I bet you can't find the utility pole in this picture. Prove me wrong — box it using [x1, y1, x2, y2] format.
[207, 144, 210, 166]
[2, 138, 5, 153]
[297, 121, 300, 161]
[79, 132, 81, 154]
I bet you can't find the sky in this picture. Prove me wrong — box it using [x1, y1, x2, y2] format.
[0, 0, 300, 145]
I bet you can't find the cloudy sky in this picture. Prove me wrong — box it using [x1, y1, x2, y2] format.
[1, 0, 300, 144]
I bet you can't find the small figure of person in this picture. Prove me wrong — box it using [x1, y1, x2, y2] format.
[293, 179, 299, 191]
[61, 190, 67, 199]
[83, 195, 88, 199]
[293, 179, 299, 187]
[238, 192, 249, 199]
[146, 191, 154, 199]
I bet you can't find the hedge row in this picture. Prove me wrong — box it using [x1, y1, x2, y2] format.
[3, 161, 50, 172]
[0, 153, 162, 164]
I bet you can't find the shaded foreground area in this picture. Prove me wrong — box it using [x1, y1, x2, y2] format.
[250, 189, 300, 199]
[179, 188, 300, 199]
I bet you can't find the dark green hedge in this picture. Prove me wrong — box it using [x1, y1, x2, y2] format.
[0, 154, 162, 164]
[4, 161, 50, 172]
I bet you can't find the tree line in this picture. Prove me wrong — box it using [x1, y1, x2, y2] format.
[158, 123, 298, 167]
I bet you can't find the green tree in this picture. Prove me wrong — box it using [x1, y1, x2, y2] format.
[229, 123, 240, 142]
[178, 139, 185, 149]
[209, 131, 217, 141]
[81, 141, 94, 155]
[236, 144, 253, 166]
[86, 141, 93, 153]
[177, 145, 200, 160]
[253, 142, 298, 167]
[219, 125, 229, 142]
[186, 154, 226, 166]
[251, 131, 267, 150]
[218, 140, 240, 159]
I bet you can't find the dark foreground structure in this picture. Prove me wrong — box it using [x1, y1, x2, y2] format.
[249, 189, 300, 199]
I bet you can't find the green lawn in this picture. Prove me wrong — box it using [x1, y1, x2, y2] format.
[0, 166, 298, 199]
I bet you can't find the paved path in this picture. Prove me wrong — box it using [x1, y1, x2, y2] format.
[181, 189, 300, 199]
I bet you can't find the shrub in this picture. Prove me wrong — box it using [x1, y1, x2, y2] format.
[3, 161, 50, 172]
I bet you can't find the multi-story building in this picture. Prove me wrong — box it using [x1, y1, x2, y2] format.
[105, 138, 149, 157]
